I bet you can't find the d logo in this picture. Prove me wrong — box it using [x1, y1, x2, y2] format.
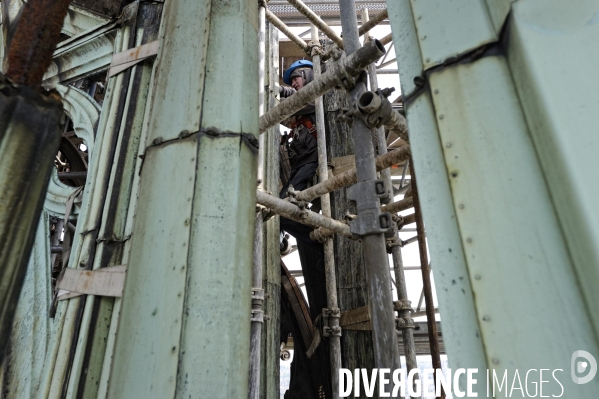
[571, 350, 597, 384]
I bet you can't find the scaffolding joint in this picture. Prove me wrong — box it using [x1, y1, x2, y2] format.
[347, 180, 394, 238]
[395, 316, 416, 330]
[322, 307, 342, 338]
[251, 287, 265, 324]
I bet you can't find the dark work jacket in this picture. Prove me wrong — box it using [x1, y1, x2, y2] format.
[280, 86, 318, 170]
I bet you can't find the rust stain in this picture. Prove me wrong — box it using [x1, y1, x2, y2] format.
[6, 0, 72, 87]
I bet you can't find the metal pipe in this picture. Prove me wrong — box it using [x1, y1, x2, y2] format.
[57, 171, 88, 180]
[379, 33, 393, 46]
[357, 90, 409, 141]
[339, 0, 400, 377]
[256, 190, 352, 238]
[358, 9, 388, 37]
[286, 0, 345, 48]
[409, 161, 443, 398]
[294, 144, 410, 202]
[377, 57, 397, 69]
[400, 213, 416, 228]
[381, 196, 413, 214]
[248, 5, 267, 399]
[361, 8, 392, 204]
[6, 0, 71, 86]
[265, 8, 310, 53]
[312, 25, 341, 399]
[248, 210, 264, 399]
[259, 39, 385, 132]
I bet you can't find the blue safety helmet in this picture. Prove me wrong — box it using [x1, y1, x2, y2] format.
[283, 60, 314, 85]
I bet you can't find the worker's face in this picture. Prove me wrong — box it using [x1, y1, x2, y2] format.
[291, 75, 304, 91]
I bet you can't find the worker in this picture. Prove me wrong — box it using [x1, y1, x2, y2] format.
[279, 60, 331, 399]
[279, 60, 318, 200]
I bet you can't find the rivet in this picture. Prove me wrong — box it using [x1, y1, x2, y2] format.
[425, 58, 430, 63]
[445, 142, 452, 148]
[184, 218, 190, 226]
[439, 114, 444, 120]
[172, 346, 177, 352]
[417, 15, 422, 20]
[466, 237, 472, 243]
[474, 274, 481, 280]
[482, 315, 490, 321]
[458, 204, 464, 209]
[492, 358, 500, 365]
[434, 89, 439, 94]
[421, 35, 427, 40]
[451, 171, 458, 178]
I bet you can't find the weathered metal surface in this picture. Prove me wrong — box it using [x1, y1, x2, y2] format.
[6, 0, 71, 86]
[62, 5, 111, 38]
[385, 0, 423, 99]
[71, 0, 125, 19]
[108, 1, 259, 397]
[400, 90, 487, 395]
[56, 265, 126, 298]
[43, 23, 117, 87]
[430, 56, 599, 395]
[0, 80, 63, 360]
[408, 0, 497, 71]
[508, 0, 599, 338]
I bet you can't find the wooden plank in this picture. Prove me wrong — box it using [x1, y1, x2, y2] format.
[56, 265, 126, 298]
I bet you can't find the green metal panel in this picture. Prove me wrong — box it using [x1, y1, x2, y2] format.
[108, 138, 197, 398]
[386, 0, 423, 98]
[508, 0, 599, 337]
[406, 90, 487, 395]
[482, 0, 514, 33]
[177, 135, 256, 398]
[145, 0, 212, 144]
[429, 56, 599, 396]
[409, 0, 496, 69]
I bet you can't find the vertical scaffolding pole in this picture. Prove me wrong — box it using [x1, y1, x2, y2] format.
[410, 162, 443, 398]
[360, 7, 419, 384]
[338, 0, 401, 375]
[311, 25, 342, 399]
[249, 4, 266, 399]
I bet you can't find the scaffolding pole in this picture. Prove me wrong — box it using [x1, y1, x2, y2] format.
[265, 8, 309, 53]
[311, 25, 342, 399]
[338, 0, 401, 378]
[410, 161, 443, 399]
[293, 144, 411, 203]
[286, 0, 344, 48]
[361, 8, 418, 384]
[248, 4, 266, 399]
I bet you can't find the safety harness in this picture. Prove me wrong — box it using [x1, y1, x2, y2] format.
[290, 115, 317, 140]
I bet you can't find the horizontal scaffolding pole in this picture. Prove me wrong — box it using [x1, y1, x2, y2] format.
[381, 196, 413, 214]
[286, 0, 345, 48]
[293, 144, 410, 202]
[256, 190, 352, 238]
[259, 39, 385, 132]
[379, 33, 392, 46]
[358, 9, 387, 36]
[265, 8, 309, 53]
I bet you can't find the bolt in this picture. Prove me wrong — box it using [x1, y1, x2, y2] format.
[482, 315, 490, 321]
[417, 15, 422, 20]
[421, 35, 427, 40]
[474, 274, 481, 280]
[434, 89, 439, 94]
[458, 204, 464, 209]
[426, 58, 430, 63]
[445, 142, 452, 148]
[184, 218, 190, 226]
[492, 358, 500, 365]
[466, 237, 472, 243]
[451, 171, 458, 178]
[439, 114, 444, 120]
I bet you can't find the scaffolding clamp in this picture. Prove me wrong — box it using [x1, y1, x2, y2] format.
[322, 307, 342, 338]
[355, 88, 397, 129]
[347, 180, 395, 238]
[251, 287, 265, 323]
[396, 316, 416, 330]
